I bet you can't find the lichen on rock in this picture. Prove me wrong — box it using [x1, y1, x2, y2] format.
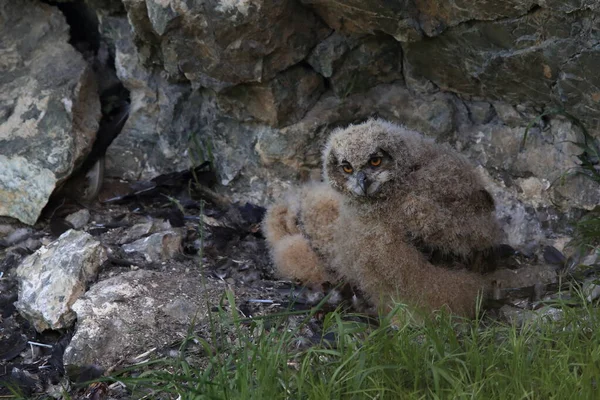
[15, 230, 107, 332]
[0, 0, 101, 225]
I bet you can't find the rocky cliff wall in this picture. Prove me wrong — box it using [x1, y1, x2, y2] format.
[2, 0, 599, 254]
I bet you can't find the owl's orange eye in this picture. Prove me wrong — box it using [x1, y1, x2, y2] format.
[342, 164, 353, 174]
[370, 157, 382, 167]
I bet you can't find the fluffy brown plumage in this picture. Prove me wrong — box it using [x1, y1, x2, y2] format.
[262, 119, 501, 317]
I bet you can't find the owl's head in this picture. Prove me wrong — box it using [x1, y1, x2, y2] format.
[323, 119, 425, 200]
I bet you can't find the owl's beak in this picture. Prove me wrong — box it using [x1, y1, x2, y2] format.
[356, 171, 369, 195]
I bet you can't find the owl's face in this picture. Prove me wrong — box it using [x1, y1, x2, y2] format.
[323, 119, 413, 200]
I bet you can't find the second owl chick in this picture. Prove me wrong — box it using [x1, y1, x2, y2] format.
[262, 182, 342, 286]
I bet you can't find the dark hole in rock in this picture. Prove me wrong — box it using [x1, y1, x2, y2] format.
[42, 0, 101, 54]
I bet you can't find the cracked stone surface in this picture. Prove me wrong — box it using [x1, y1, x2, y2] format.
[100, 15, 204, 181]
[301, 0, 540, 40]
[404, 7, 600, 128]
[122, 0, 331, 90]
[328, 35, 404, 97]
[217, 65, 325, 127]
[0, 0, 101, 224]
[63, 269, 223, 369]
[122, 230, 183, 263]
[15, 230, 107, 332]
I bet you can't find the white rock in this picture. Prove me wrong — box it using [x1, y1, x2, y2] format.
[583, 278, 600, 303]
[122, 230, 182, 262]
[0, 1, 100, 225]
[64, 269, 222, 369]
[65, 209, 91, 230]
[15, 230, 107, 332]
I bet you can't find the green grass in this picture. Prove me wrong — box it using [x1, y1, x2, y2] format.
[104, 291, 600, 400]
[572, 211, 600, 250]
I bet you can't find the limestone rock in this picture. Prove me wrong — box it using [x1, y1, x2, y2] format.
[404, 8, 572, 103]
[198, 94, 280, 188]
[329, 36, 404, 97]
[122, 230, 182, 263]
[371, 85, 454, 139]
[300, 0, 422, 41]
[116, 220, 173, 245]
[557, 47, 600, 130]
[301, 0, 539, 40]
[0, 0, 101, 225]
[217, 65, 325, 127]
[492, 103, 527, 127]
[467, 101, 496, 125]
[122, 0, 331, 90]
[499, 304, 563, 326]
[583, 277, 600, 303]
[306, 32, 361, 78]
[63, 269, 223, 369]
[15, 230, 107, 332]
[414, 0, 539, 37]
[475, 167, 545, 252]
[0, 228, 34, 248]
[487, 264, 558, 289]
[541, 0, 600, 13]
[462, 119, 600, 211]
[404, 7, 600, 127]
[65, 209, 91, 230]
[100, 15, 204, 180]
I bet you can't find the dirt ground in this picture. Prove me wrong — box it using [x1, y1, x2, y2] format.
[0, 165, 592, 398]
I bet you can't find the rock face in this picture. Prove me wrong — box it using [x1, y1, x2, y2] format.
[403, 7, 600, 129]
[100, 15, 205, 180]
[4, 0, 600, 252]
[300, 0, 541, 40]
[122, 0, 331, 91]
[15, 230, 107, 332]
[328, 35, 404, 97]
[217, 65, 325, 127]
[63, 269, 223, 369]
[0, 0, 101, 225]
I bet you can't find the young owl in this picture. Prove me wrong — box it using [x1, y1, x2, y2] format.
[263, 119, 501, 317]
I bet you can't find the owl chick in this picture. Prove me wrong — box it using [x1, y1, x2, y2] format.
[263, 119, 501, 317]
[262, 182, 342, 286]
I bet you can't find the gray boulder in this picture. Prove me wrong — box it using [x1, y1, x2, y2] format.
[100, 15, 204, 180]
[15, 230, 107, 332]
[122, 0, 331, 90]
[0, 0, 101, 225]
